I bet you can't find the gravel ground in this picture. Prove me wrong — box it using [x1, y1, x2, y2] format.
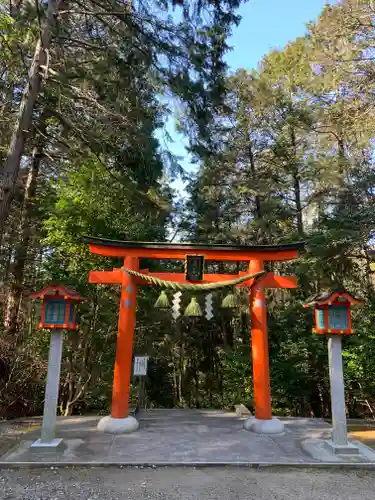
[0, 467, 374, 500]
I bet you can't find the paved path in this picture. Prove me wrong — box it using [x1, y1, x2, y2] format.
[0, 410, 330, 464]
[1, 410, 374, 465]
[1, 466, 375, 500]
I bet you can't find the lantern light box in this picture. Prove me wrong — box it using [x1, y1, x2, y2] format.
[31, 284, 86, 330]
[304, 289, 361, 335]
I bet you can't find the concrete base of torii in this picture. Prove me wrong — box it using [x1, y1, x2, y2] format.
[97, 416, 139, 434]
[244, 417, 285, 435]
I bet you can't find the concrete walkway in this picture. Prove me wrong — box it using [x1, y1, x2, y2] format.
[1, 410, 375, 465]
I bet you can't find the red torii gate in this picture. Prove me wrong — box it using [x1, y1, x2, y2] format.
[84, 236, 304, 434]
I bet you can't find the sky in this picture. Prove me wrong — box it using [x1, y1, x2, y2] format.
[163, 0, 334, 195]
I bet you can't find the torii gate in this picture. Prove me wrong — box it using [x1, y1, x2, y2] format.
[83, 236, 304, 434]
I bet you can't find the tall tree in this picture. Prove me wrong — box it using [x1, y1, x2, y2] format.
[0, 0, 63, 235]
[0, 0, 246, 233]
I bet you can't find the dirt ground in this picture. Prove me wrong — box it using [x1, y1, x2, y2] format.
[348, 422, 375, 449]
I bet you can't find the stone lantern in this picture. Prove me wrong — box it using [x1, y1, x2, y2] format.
[304, 288, 361, 335]
[304, 288, 362, 455]
[31, 284, 86, 450]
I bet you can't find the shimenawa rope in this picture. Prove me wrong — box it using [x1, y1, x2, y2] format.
[122, 269, 267, 291]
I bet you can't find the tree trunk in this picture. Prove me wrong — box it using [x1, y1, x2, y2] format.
[337, 135, 346, 176]
[194, 366, 200, 408]
[171, 351, 178, 406]
[179, 340, 185, 406]
[4, 121, 46, 335]
[9, 0, 25, 18]
[293, 171, 304, 237]
[64, 401, 74, 416]
[0, 0, 62, 236]
[0, 226, 16, 287]
[248, 142, 262, 219]
[363, 247, 374, 294]
[289, 126, 304, 237]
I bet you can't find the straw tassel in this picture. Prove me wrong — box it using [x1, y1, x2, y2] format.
[184, 296, 203, 317]
[154, 291, 170, 309]
[221, 292, 238, 309]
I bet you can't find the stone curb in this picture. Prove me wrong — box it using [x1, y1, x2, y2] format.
[0, 461, 375, 470]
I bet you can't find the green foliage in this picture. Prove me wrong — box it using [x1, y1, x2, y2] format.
[0, 0, 246, 416]
[3, 0, 375, 421]
[217, 346, 253, 410]
[176, 0, 375, 417]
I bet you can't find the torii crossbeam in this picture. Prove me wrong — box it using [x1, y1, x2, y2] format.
[83, 236, 305, 435]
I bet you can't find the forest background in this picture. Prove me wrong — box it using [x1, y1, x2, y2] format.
[1, 0, 375, 420]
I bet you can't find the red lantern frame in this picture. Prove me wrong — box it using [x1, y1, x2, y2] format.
[304, 289, 361, 335]
[31, 284, 86, 330]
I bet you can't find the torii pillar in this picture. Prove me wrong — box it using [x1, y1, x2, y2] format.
[84, 236, 304, 435]
[97, 257, 140, 434]
[243, 259, 284, 434]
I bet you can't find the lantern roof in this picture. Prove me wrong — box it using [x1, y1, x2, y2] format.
[31, 284, 86, 302]
[303, 288, 362, 308]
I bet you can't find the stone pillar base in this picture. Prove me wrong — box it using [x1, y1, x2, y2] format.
[97, 415, 139, 434]
[30, 438, 64, 450]
[244, 417, 285, 435]
[324, 439, 359, 455]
